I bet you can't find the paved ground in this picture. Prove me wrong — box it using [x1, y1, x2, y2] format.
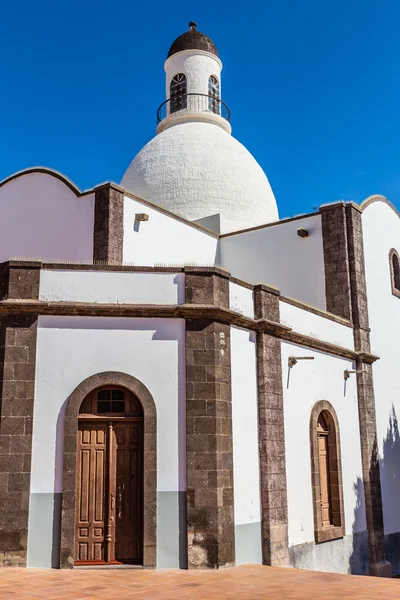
[0, 564, 398, 599]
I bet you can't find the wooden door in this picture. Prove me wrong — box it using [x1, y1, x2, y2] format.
[75, 420, 143, 564]
[317, 412, 332, 528]
[318, 433, 331, 526]
[114, 423, 143, 563]
[75, 422, 108, 562]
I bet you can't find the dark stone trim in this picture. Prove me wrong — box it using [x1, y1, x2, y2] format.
[123, 190, 219, 239]
[0, 300, 379, 365]
[219, 212, 319, 239]
[254, 285, 289, 567]
[0, 167, 86, 197]
[185, 271, 235, 568]
[309, 401, 345, 544]
[344, 204, 391, 577]
[60, 372, 157, 569]
[360, 194, 400, 218]
[388, 249, 400, 298]
[280, 295, 352, 327]
[0, 265, 39, 566]
[43, 264, 184, 272]
[93, 184, 124, 265]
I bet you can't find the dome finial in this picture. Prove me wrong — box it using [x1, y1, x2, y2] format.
[189, 21, 197, 30]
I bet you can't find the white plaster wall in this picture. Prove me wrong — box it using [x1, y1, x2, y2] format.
[230, 327, 262, 564]
[121, 123, 279, 235]
[40, 270, 185, 305]
[0, 173, 94, 262]
[29, 316, 185, 566]
[282, 342, 365, 551]
[280, 302, 354, 350]
[229, 282, 254, 318]
[165, 50, 222, 101]
[220, 215, 326, 308]
[123, 195, 219, 265]
[362, 200, 400, 535]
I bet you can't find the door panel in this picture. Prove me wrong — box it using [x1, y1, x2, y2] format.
[114, 423, 143, 563]
[75, 420, 143, 564]
[75, 423, 108, 562]
[318, 433, 332, 527]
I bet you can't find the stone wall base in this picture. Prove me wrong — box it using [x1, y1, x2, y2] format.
[289, 531, 369, 575]
[0, 551, 26, 567]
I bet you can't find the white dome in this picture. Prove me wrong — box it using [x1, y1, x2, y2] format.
[121, 122, 279, 234]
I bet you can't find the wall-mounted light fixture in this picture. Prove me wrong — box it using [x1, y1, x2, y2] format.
[343, 368, 364, 396]
[135, 213, 149, 222]
[297, 227, 309, 238]
[287, 356, 314, 388]
[344, 369, 363, 381]
[288, 356, 315, 368]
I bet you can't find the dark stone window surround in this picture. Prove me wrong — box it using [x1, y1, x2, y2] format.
[389, 248, 400, 298]
[309, 400, 345, 544]
[60, 372, 157, 569]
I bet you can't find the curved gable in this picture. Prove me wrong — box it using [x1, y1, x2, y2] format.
[0, 169, 94, 263]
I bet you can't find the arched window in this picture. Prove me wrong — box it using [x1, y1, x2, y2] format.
[310, 402, 345, 543]
[389, 249, 400, 296]
[208, 75, 220, 115]
[170, 73, 187, 114]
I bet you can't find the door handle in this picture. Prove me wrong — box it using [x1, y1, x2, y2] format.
[111, 494, 115, 510]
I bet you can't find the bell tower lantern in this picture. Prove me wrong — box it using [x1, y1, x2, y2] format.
[157, 22, 231, 134]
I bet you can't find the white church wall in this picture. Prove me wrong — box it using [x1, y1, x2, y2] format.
[281, 341, 367, 574]
[362, 200, 400, 557]
[280, 301, 354, 350]
[219, 214, 326, 309]
[0, 172, 94, 263]
[27, 316, 186, 569]
[123, 195, 219, 266]
[230, 327, 262, 564]
[39, 269, 185, 305]
[229, 282, 254, 318]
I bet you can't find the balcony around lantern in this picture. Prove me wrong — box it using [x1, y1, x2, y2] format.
[156, 93, 231, 134]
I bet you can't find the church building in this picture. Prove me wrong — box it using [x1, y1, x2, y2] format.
[0, 23, 399, 577]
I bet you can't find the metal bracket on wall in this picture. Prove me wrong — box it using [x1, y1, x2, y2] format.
[343, 369, 364, 397]
[287, 356, 314, 388]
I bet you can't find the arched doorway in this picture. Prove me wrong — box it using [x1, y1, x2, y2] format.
[75, 385, 144, 565]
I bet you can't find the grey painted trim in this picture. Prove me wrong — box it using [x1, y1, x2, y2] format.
[234, 522, 262, 566]
[27, 493, 62, 569]
[289, 530, 369, 575]
[156, 491, 187, 569]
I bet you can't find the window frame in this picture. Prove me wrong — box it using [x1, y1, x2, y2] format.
[208, 75, 220, 115]
[389, 248, 400, 298]
[79, 386, 143, 418]
[310, 401, 345, 543]
[170, 73, 187, 114]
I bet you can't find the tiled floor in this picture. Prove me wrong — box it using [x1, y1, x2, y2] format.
[0, 565, 398, 599]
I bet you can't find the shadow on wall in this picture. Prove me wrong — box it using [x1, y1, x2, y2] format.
[380, 406, 400, 574]
[349, 405, 400, 576]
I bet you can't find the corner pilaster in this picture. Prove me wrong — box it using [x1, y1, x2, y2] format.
[0, 262, 40, 566]
[254, 284, 289, 567]
[93, 183, 124, 265]
[184, 267, 235, 569]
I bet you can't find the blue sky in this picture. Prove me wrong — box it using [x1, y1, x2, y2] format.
[1, 0, 400, 218]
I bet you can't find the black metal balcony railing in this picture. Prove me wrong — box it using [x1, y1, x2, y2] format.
[157, 93, 231, 124]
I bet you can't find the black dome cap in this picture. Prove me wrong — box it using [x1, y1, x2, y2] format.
[167, 22, 219, 59]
